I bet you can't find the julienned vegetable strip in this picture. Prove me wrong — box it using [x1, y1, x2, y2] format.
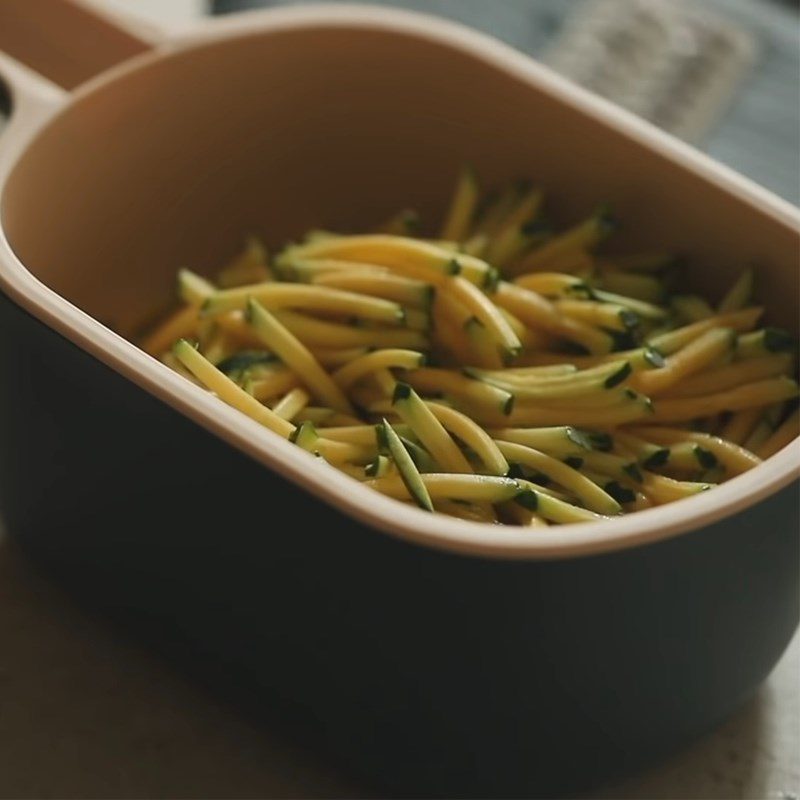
[391, 383, 473, 474]
[425, 401, 509, 476]
[173, 339, 295, 438]
[246, 300, 354, 414]
[142, 170, 799, 528]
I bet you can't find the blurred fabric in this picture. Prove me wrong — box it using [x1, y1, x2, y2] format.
[213, 0, 800, 205]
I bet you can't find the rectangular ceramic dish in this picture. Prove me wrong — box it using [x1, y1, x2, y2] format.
[0, 2, 798, 795]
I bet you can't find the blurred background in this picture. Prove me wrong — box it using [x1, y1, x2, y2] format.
[208, 0, 800, 204]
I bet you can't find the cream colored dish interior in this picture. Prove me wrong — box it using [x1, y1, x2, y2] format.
[3, 21, 798, 336]
[0, 8, 797, 555]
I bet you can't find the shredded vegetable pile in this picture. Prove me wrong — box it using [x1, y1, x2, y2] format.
[141, 169, 799, 526]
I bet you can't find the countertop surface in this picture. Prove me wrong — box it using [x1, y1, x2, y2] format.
[0, 1, 798, 798]
[0, 529, 798, 799]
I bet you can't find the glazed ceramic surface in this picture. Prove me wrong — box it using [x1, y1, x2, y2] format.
[0, 2, 797, 795]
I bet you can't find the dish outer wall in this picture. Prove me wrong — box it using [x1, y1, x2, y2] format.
[0, 288, 797, 796]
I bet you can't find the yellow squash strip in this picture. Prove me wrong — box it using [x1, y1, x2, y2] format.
[371, 368, 398, 396]
[203, 282, 405, 325]
[499, 501, 549, 527]
[472, 361, 631, 399]
[321, 413, 364, 426]
[464, 318, 507, 369]
[514, 272, 588, 297]
[472, 185, 518, 239]
[406, 368, 514, 415]
[513, 346, 663, 372]
[378, 208, 420, 236]
[141, 305, 199, 356]
[718, 268, 754, 313]
[485, 185, 544, 266]
[493, 282, 614, 354]
[648, 308, 763, 355]
[337, 462, 370, 480]
[515, 480, 609, 524]
[392, 384, 473, 474]
[212, 310, 266, 347]
[433, 290, 477, 364]
[742, 416, 774, 452]
[314, 437, 377, 465]
[178, 269, 217, 307]
[283, 258, 387, 282]
[425, 401, 509, 476]
[449, 275, 522, 359]
[332, 349, 426, 390]
[366, 473, 523, 503]
[247, 300, 355, 414]
[633, 426, 762, 476]
[271, 387, 311, 421]
[734, 328, 795, 361]
[554, 299, 638, 332]
[611, 431, 669, 467]
[508, 209, 614, 275]
[440, 166, 480, 242]
[278, 234, 491, 286]
[310, 346, 370, 369]
[380, 418, 434, 511]
[201, 329, 239, 365]
[579, 450, 643, 483]
[435, 500, 500, 523]
[470, 359, 627, 388]
[496, 307, 552, 351]
[633, 328, 735, 395]
[293, 407, 335, 425]
[273, 309, 429, 350]
[434, 316, 474, 366]
[313, 271, 433, 309]
[159, 352, 202, 386]
[599, 271, 663, 304]
[661, 353, 793, 399]
[594, 290, 668, 321]
[475, 364, 578, 379]
[350, 385, 390, 413]
[510, 386, 638, 409]
[216, 236, 271, 287]
[719, 408, 763, 446]
[505, 395, 651, 427]
[486, 426, 596, 457]
[173, 340, 295, 438]
[320, 425, 388, 446]
[487, 217, 550, 274]
[628, 492, 653, 511]
[661, 441, 718, 472]
[648, 377, 799, 423]
[461, 232, 490, 257]
[756, 409, 800, 459]
[641, 474, 712, 505]
[246, 369, 301, 402]
[495, 440, 621, 515]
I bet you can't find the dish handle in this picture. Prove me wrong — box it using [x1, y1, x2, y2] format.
[0, 0, 167, 167]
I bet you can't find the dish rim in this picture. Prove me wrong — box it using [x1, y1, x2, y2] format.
[0, 2, 798, 561]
